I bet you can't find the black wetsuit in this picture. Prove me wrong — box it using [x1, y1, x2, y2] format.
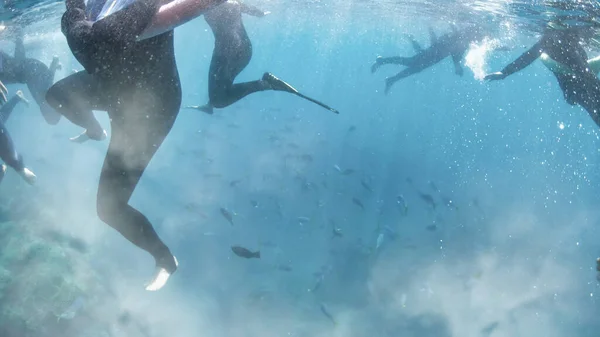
[0, 93, 27, 180]
[46, 0, 183, 273]
[492, 28, 600, 127]
[0, 36, 61, 125]
[203, 1, 271, 109]
[373, 27, 485, 93]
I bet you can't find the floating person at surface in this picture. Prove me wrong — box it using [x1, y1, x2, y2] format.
[186, 0, 339, 114]
[0, 90, 36, 185]
[371, 25, 487, 94]
[46, 0, 225, 291]
[0, 31, 62, 125]
[484, 23, 600, 128]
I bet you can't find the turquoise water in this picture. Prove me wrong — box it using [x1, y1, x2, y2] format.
[1, 0, 600, 336]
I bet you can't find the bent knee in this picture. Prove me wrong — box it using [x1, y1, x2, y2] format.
[41, 105, 61, 125]
[45, 85, 62, 109]
[96, 197, 125, 225]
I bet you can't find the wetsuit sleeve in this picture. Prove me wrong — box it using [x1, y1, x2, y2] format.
[240, 2, 266, 16]
[499, 41, 544, 77]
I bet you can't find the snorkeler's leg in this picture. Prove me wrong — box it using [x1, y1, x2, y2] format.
[97, 94, 180, 291]
[46, 71, 106, 140]
[0, 91, 28, 124]
[0, 121, 35, 185]
[371, 56, 412, 73]
[24, 58, 62, 125]
[384, 67, 421, 94]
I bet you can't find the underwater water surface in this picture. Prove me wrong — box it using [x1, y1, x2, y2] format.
[0, 0, 599, 336]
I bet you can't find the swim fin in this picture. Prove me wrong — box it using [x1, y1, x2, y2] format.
[185, 104, 214, 114]
[263, 72, 339, 114]
[0, 164, 6, 185]
[70, 129, 107, 143]
[145, 256, 178, 291]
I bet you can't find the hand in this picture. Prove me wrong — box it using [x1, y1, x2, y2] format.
[484, 72, 505, 81]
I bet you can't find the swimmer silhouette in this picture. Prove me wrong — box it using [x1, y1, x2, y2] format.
[0, 32, 62, 125]
[187, 0, 339, 114]
[485, 23, 600, 128]
[0, 90, 36, 185]
[372, 25, 486, 94]
[46, 0, 225, 291]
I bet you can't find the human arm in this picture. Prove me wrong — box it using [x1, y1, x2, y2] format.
[240, 2, 269, 17]
[484, 41, 544, 81]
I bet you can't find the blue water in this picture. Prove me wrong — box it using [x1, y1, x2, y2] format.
[1, 0, 600, 336]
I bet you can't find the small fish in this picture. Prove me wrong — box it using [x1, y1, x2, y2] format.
[319, 303, 337, 325]
[220, 207, 235, 226]
[67, 237, 88, 253]
[401, 293, 407, 307]
[287, 142, 299, 149]
[230, 179, 242, 187]
[331, 226, 343, 238]
[396, 194, 408, 215]
[276, 264, 292, 272]
[361, 180, 373, 192]
[352, 197, 365, 210]
[297, 216, 310, 225]
[481, 322, 499, 336]
[333, 164, 342, 172]
[300, 154, 313, 162]
[250, 200, 259, 208]
[202, 232, 216, 236]
[376, 233, 384, 250]
[429, 181, 439, 192]
[231, 245, 260, 259]
[57, 296, 85, 321]
[311, 273, 325, 292]
[383, 225, 398, 240]
[426, 224, 437, 231]
[204, 173, 222, 179]
[348, 125, 356, 132]
[342, 169, 355, 175]
[419, 193, 436, 210]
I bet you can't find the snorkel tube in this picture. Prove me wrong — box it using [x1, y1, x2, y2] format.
[87, 0, 225, 41]
[139, 0, 226, 40]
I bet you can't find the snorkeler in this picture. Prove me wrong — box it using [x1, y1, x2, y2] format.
[187, 0, 339, 114]
[484, 24, 600, 128]
[0, 32, 62, 125]
[46, 0, 224, 291]
[0, 90, 37, 185]
[371, 25, 486, 94]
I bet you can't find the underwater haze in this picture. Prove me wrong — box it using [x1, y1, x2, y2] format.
[1, 0, 600, 336]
